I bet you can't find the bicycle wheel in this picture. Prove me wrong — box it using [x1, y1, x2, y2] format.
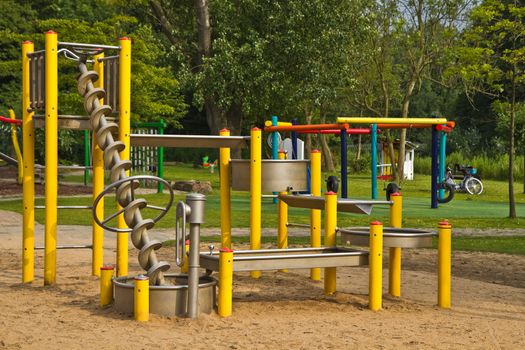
[437, 183, 455, 203]
[465, 177, 483, 195]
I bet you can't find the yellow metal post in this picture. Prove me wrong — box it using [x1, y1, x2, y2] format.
[100, 265, 114, 307]
[219, 129, 232, 249]
[438, 221, 452, 309]
[324, 191, 337, 295]
[336, 117, 448, 125]
[8, 109, 23, 184]
[44, 31, 58, 286]
[250, 127, 262, 278]
[310, 150, 321, 281]
[92, 52, 104, 276]
[369, 221, 383, 311]
[181, 239, 189, 273]
[134, 275, 149, 321]
[22, 40, 35, 283]
[388, 192, 402, 297]
[117, 37, 131, 277]
[218, 248, 234, 317]
[277, 150, 288, 273]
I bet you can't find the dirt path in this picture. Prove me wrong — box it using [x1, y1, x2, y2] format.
[1, 210, 524, 349]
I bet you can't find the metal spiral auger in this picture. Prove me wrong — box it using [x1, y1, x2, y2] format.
[77, 58, 171, 286]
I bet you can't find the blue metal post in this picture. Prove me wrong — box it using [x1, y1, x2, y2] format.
[291, 118, 298, 160]
[431, 125, 439, 208]
[371, 124, 378, 199]
[438, 131, 447, 201]
[340, 128, 348, 198]
[271, 115, 279, 204]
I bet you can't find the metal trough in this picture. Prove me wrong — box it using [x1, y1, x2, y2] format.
[113, 274, 216, 317]
[278, 194, 393, 215]
[340, 227, 436, 248]
[200, 247, 368, 272]
[231, 159, 309, 192]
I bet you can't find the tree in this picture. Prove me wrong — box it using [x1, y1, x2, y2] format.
[455, 0, 525, 218]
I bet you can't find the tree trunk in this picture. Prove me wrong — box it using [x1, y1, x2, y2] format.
[508, 67, 517, 218]
[356, 134, 361, 160]
[193, 0, 224, 135]
[319, 107, 335, 172]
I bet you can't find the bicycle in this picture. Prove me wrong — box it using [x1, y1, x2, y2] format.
[438, 164, 483, 203]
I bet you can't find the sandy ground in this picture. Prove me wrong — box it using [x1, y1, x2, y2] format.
[1, 209, 525, 349]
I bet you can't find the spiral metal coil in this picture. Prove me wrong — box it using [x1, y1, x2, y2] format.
[77, 60, 169, 285]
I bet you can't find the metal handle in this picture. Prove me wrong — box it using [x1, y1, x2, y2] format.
[175, 201, 189, 267]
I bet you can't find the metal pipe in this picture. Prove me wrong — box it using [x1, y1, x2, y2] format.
[286, 222, 310, 228]
[22, 40, 35, 284]
[369, 221, 383, 311]
[35, 245, 93, 250]
[34, 205, 93, 209]
[264, 123, 348, 132]
[185, 193, 206, 319]
[340, 127, 348, 198]
[309, 150, 322, 281]
[431, 125, 439, 208]
[250, 128, 262, 279]
[58, 41, 120, 50]
[371, 124, 378, 199]
[97, 55, 119, 62]
[324, 191, 337, 295]
[291, 118, 298, 159]
[219, 129, 232, 248]
[438, 221, 452, 308]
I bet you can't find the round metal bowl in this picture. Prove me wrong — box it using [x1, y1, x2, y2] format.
[340, 227, 436, 248]
[113, 273, 216, 317]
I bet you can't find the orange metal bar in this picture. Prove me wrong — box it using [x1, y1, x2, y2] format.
[264, 123, 349, 132]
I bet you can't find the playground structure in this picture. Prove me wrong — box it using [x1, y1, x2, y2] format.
[265, 116, 455, 207]
[17, 32, 453, 321]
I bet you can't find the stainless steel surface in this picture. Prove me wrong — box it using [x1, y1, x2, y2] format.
[278, 194, 389, 215]
[59, 41, 120, 50]
[340, 227, 436, 248]
[78, 61, 169, 285]
[34, 205, 92, 210]
[130, 134, 249, 149]
[33, 114, 117, 130]
[29, 51, 45, 111]
[231, 159, 309, 192]
[199, 247, 369, 272]
[113, 274, 216, 317]
[174, 201, 189, 267]
[186, 193, 206, 224]
[35, 245, 92, 250]
[187, 223, 200, 319]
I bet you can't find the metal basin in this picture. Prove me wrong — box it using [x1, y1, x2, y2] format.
[200, 247, 369, 272]
[230, 159, 309, 192]
[340, 227, 436, 248]
[113, 274, 216, 317]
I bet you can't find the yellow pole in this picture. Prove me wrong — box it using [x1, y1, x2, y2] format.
[219, 128, 232, 249]
[249, 127, 262, 278]
[438, 221, 452, 309]
[181, 239, 189, 273]
[388, 192, 402, 297]
[324, 191, 337, 295]
[92, 52, 104, 277]
[117, 37, 131, 277]
[44, 30, 58, 286]
[218, 248, 234, 317]
[100, 265, 114, 307]
[369, 221, 383, 311]
[8, 109, 23, 184]
[310, 150, 321, 281]
[336, 117, 447, 125]
[22, 40, 35, 283]
[277, 150, 288, 273]
[134, 275, 149, 321]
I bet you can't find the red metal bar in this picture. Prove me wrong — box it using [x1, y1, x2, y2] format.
[375, 121, 455, 129]
[264, 123, 349, 132]
[296, 128, 374, 135]
[0, 116, 22, 126]
[436, 125, 453, 133]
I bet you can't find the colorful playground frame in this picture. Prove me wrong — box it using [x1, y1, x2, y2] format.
[17, 32, 453, 321]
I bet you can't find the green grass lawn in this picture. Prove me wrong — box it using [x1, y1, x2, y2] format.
[1, 163, 524, 255]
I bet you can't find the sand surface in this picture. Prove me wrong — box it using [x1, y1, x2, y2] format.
[1, 210, 524, 349]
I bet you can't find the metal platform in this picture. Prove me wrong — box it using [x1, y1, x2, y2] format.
[278, 194, 392, 215]
[231, 159, 309, 192]
[340, 227, 436, 248]
[200, 247, 369, 272]
[33, 114, 116, 130]
[130, 134, 249, 149]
